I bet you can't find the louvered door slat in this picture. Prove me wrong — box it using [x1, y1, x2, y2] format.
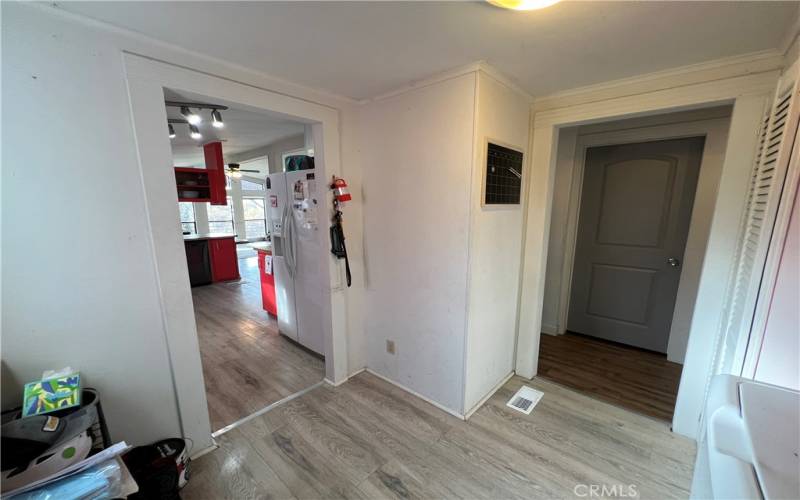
[714, 76, 799, 375]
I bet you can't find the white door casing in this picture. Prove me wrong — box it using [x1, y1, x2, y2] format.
[517, 67, 779, 439]
[124, 53, 347, 451]
[551, 117, 733, 364]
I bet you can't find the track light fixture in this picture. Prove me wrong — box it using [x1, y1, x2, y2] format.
[189, 124, 202, 140]
[165, 101, 228, 139]
[211, 109, 224, 128]
[181, 106, 202, 125]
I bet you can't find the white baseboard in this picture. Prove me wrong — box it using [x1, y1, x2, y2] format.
[464, 371, 515, 420]
[324, 367, 366, 387]
[541, 323, 559, 335]
[364, 369, 466, 420]
[189, 440, 219, 460]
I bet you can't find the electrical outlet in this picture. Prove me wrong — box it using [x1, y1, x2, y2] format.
[386, 340, 396, 355]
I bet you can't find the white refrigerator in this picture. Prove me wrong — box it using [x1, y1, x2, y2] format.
[266, 168, 325, 356]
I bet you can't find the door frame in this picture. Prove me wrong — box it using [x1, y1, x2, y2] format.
[515, 68, 779, 439]
[123, 53, 349, 452]
[555, 118, 732, 364]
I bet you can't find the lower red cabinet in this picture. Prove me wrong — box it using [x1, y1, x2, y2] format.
[257, 249, 278, 316]
[209, 237, 240, 282]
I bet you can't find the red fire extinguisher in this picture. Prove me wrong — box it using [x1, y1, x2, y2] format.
[332, 177, 352, 204]
[330, 177, 352, 287]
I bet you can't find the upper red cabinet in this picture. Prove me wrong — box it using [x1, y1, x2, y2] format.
[173, 141, 227, 205]
[203, 141, 227, 205]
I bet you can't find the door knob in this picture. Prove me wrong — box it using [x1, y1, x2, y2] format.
[667, 257, 681, 268]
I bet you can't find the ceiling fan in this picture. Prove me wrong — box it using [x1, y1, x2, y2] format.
[225, 163, 259, 178]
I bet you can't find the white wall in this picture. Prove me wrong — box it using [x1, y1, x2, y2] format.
[361, 73, 476, 414]
[754, 182, 800, 390]
[1, 3, 367, 448]
[463, 73, 530, 412]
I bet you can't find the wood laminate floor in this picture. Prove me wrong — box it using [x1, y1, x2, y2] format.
[183, 372, 695, 499]
[193, 256, 325, 431]
[538, 332, 683, 422]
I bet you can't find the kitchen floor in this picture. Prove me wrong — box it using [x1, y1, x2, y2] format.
[192, 254, 325, 431]
[538, 332, 683, 421]
[182, 372, 695, 499]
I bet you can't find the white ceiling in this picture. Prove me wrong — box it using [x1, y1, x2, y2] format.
[165, 89, 304, 167]
[60, 1, 798, 100]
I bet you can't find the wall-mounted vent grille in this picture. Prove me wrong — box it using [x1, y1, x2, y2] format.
[485, 142, 524, 205]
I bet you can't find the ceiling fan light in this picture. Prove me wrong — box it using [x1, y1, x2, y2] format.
[189, 124, 202, 140]
[230, 170, 242, 179]
[168, 123, 176, 139]
[211, 109, 224, 128]
[181, 106, 202, 125]
[487, 0, 560, 10]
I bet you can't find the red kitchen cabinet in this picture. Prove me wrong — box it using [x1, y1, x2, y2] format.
[175, 167, 212, 202]
[203, 141, 227, 205]
[208, 237, 240, 282]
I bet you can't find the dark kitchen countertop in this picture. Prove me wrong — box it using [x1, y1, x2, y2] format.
[183, 233, 237, 242]
[251, 242, 273, 254]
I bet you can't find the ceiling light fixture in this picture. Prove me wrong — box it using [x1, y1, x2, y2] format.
[487, 0, 560, 10]
[168, 123, 176, 139]
[181, 106, 202, 125]
[211, 109, 224, 128]
[189, 124, 202, 140]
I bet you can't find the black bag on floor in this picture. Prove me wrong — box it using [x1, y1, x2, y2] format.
[123, 438, 190, 500]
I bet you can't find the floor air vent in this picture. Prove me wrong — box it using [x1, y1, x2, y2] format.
[506, 386, 543, 415]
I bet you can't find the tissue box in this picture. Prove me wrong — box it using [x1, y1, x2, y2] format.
[22, 373, 81, 417]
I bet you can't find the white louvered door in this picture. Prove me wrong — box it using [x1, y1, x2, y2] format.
[715, 70, 800, 375]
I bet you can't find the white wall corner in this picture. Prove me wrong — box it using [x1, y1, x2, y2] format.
[475, 61, 535, 103]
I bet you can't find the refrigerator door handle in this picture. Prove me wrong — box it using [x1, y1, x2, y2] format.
[287, 206, 297, 276]
[283, 206, 294, 277]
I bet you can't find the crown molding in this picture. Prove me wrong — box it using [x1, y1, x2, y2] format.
[475, 62, 535, 102]
[28, 2, 359, 108]
[533, 50, 785, 113]
[358, 60, 534, 105]
[357, 61, 485, 104]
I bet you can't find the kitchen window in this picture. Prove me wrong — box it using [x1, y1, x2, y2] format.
[241, 179, 264, 191]
[179, 202, 196, 234]
[207, 197, 235, 234]
[243, 197, 267, 240]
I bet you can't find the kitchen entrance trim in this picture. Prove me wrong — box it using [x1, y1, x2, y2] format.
[124, 53, 347, 452]
[516, 68, 779, 439]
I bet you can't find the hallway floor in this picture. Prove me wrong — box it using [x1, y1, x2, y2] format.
[192, 255, 325, 431]
[182, 372, 695, 499]
[538, 332, 683, 421]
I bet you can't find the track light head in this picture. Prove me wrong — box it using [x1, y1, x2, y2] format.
[181, 106, 201, 125]
[211, 109, 224, 128]
[189, 124, 202, 140]
[168, 123, 176, 139]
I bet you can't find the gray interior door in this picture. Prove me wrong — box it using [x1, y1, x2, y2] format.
[567, 137, 704, 352]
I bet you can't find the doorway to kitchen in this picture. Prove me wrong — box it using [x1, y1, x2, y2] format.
[165, 88, 325, 433]
[538, 107, 733, 421]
